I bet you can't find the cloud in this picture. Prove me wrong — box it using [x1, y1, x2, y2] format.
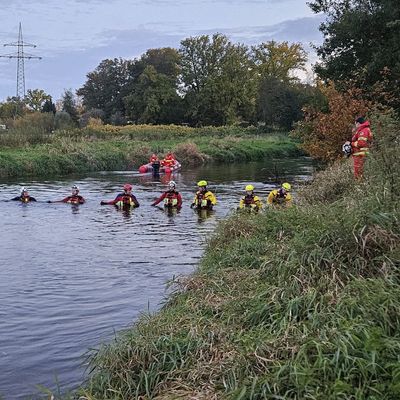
[0, 14, 324, 100]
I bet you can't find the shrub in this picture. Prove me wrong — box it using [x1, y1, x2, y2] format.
[172, 142, 208, 165]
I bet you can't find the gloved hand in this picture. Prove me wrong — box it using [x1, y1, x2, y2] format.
[190, 203, 195, 209]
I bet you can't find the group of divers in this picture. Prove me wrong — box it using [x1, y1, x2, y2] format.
[9, 180, 293, 211]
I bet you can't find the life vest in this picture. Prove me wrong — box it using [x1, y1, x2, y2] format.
[194, 190, 216, 209]
[241, 194, 261, 210]
[116, 195, 135, 207]
[162, 156, 175, 167]
[163, 191, 179, 207]
[66, 195, 83, 204]
[268, 189, 292, 205]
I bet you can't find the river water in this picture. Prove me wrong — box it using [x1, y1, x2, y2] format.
[0, 158, 314, 399]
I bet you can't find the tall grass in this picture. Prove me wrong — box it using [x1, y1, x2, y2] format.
[71, 114, 400, 399]
[0, 134, 301, 178]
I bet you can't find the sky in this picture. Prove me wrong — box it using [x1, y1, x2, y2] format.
[0, 0, 324, 102]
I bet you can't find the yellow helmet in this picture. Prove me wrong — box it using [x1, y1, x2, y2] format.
[282, 182, 291, 191]
[245, 184, 254, 191]
[197, 180, 207, 187]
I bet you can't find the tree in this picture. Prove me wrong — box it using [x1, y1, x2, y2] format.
[257, 77, 302, 130]
[61, 89, 79, 124]
[251, 41, 307, 83]
[179, 34, 254, 125]
[0, 97, 26, 120]
[24, 89, 52, 112]
[124, 65, 183, 124]
[309, 0, 400, 110]
[77, 58, 141, 121]
[41, 99, 56, 114]
[292, 82, 371, 162]
[123, 48, 183, 124]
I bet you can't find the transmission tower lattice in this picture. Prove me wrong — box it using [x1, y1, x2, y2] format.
[0, 22, 42, 99]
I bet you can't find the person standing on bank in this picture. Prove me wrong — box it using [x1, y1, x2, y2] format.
[345, 116, 373, 179]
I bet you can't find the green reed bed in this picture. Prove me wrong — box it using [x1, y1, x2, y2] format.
[74, 116, 400, 399]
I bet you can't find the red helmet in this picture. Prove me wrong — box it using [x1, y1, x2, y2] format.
[123, 183, 132, 191]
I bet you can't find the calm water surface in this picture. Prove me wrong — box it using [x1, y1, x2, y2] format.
[0, 158, 314, 399]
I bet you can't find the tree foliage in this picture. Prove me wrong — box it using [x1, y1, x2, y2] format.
[292, 82, 371, 162]
[179, 34, 254, 125]
[76, 36, 310, 128]
[61, 89, 79, 124]
[77, 58, 139, 122]
[124, 48, 182, 124]
[310, 0, 400, 110]
[24, 89, 52, 112]
[251, 41, 307, 83]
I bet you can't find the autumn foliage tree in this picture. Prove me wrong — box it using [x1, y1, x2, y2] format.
[292, 82, 371, 162]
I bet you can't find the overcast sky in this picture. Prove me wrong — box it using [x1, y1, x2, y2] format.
[0, 0, 324, 101]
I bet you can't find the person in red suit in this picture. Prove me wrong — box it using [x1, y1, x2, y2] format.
[346, 117, 373, 178]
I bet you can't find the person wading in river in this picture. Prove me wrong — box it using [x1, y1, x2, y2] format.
[151, 181, 182, 209]
[48, 185, 85, 204]
[267, 182, 292, 208]
[239, 185, 263, 212]
[100, 183, 139, 208]
[11, 187, 37, 203]
[190, 180, 217, 210]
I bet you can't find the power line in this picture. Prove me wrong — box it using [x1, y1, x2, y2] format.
[0, 22, 42, 99]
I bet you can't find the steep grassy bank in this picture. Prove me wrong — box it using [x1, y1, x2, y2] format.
[0, 125, 300, 178]
[75, 116, 400, 399]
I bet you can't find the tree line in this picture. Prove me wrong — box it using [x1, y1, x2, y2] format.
[0, 35, 316, 131]
[0, 0, 398, 140]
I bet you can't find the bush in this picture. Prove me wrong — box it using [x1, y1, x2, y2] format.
[172, 142, 208, 165]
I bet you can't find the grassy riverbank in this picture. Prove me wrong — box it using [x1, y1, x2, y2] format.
[74, 116, 400, 399]
[0, 125, 301, 178]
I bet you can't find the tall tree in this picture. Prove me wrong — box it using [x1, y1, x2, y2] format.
[124, 48, 183, 124]
[179, 34, 254, 125]
[251, 41, 307, 83]
[24, 89, 52, 112]
[257, 77, 302, 130]
[309, 0, 400, 109]
[41, 99, 56, 114]
[77, 58, 141, 121]
[124, 65, 183, 124]
[61, 89, 79, 124]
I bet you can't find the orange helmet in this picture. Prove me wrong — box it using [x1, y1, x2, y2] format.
[123, 183, 133, 191]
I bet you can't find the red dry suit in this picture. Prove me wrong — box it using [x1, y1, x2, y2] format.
[351, 120, 373, 178]
[152, 190, 182, 208]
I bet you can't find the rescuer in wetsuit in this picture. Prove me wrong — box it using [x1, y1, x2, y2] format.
[11, 187, 37, 203]
[239, 185, 263, 212]
[151, 180, 182, 209]
[48, 185, 85, 204]
[190, 180, 217, 210]
[267, 182, 292, 207]
[100, 183, 140, 208]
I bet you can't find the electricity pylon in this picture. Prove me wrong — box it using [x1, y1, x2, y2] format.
[0, 22, 42, 99]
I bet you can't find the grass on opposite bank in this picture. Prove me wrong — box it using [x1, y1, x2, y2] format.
[73, 114, 400, 399]
[0, 133, 301, 178]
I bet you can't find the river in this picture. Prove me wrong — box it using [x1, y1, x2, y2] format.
[0, 158, 314, 399]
